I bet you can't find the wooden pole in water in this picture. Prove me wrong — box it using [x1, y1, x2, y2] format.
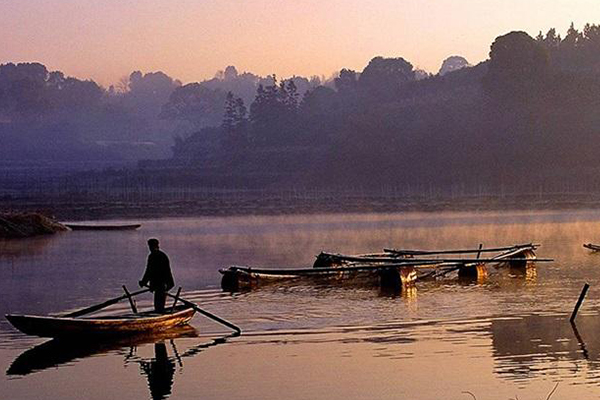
[570, 283, 590, 323]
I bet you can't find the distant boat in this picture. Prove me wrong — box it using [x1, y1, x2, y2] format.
[583, 243, 600, 251]
[65, 223, 141, 231]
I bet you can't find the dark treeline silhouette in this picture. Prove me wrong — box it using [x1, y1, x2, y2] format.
[159, 23, 600, 193]
[0, 64, 318, 166]
[4, 23, 600, 195]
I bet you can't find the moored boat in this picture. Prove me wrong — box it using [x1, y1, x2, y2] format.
[221, 243, 549, 291]
[6, 306, 196, 338]
[220, 264, 418, 292]
[65, 223, 142, 231]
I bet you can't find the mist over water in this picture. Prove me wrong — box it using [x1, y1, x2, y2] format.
[2, 210, 600, 399]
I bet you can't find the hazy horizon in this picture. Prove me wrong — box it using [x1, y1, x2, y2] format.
[2, 0, 598, 86]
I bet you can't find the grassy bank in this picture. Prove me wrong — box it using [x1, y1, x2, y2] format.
[0, 212, 67, 239]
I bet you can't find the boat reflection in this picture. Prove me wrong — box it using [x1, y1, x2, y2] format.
[7, 324, 236, 399]
[6, 324, 198, 376]
[125, 334, 236, 400]
[490, 314, 600, 382]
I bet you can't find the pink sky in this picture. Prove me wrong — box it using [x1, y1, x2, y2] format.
[1, 0, 598, 86]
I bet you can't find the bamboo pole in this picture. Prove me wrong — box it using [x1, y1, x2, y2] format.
[384, 243, 538, 256]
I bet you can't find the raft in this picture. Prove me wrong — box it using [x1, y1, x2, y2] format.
[220, 264, 419, 291]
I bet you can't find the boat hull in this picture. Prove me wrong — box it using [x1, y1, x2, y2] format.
[6, 306, 195, 338]
[65, 224, 141, 231]
[220, 265, 417, 292]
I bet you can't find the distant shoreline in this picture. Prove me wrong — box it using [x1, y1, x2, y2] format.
[4, 192, 600, 221]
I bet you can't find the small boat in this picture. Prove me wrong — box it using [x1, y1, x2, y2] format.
[6, 305, 196, 338]
[6, 286, 241, 337]
[65, 223, 141, 231]
[220, 264, 419, 291]
[583, 243, 600, 251]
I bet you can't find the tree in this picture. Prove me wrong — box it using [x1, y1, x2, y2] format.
[222, 91, 248, 147]
[249, 76, 301, 145]
[0, 63, 49, 118]
[334, 69, 358, 96]
[160, 83, 228, 129]
[483, 31, 549, 101]
[358, 56, 415, 101]
[438, 56, 470, 76]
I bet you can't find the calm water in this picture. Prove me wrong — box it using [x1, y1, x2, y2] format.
[3, 210, 600, 399]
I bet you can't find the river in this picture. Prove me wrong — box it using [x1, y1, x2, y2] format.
[2, 210, 600, 399]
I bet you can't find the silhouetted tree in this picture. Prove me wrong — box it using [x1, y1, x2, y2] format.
[334, 69, 359, 96]
[160, 83, 228, 129]
[438, 56, 470, 76]
[358, 57, 415, 101]
[483, 31, 549, 102]
[222, 91, 248, 147]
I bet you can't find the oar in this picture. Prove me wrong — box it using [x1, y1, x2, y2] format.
[163, 290, 241, 335]
[62, 288, 151, 318]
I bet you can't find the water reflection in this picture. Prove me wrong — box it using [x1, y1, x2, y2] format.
[139, 342, 176, 400]
[0, 235, 55, 259]
[132, 334, 238, 400]
[7, 325, 237, 400]
[6, 325, 198, 376]
[490, 314, 600, 382]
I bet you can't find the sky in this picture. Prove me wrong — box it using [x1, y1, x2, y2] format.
[1, 0, 599, 87]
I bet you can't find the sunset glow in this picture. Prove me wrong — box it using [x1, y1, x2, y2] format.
[2, 0, 599, 85]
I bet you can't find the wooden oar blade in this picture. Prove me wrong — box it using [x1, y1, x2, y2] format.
[163, 291, 241, 334]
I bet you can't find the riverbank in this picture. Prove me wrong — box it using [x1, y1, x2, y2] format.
[3, 191, 600, 221]
[0, 213, 67, 238]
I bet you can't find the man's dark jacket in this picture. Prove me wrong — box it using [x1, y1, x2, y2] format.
[140, 249, 174, 291]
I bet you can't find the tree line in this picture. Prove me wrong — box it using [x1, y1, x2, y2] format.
[161, 23, 600, 192]
[4, 23, 600, 193]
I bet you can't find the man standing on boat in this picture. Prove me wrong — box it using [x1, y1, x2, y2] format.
[139, 238, 175, 313]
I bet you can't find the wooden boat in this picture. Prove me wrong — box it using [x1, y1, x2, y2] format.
[221, 244, 550, 291]
[65, 223, 141, 231]
[583, 243, 600, 251]
[220, 263, 422, 291]
[6, 305, 196, 338]
[6, 286, 241, 338]
[314, 243, 540, 269]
